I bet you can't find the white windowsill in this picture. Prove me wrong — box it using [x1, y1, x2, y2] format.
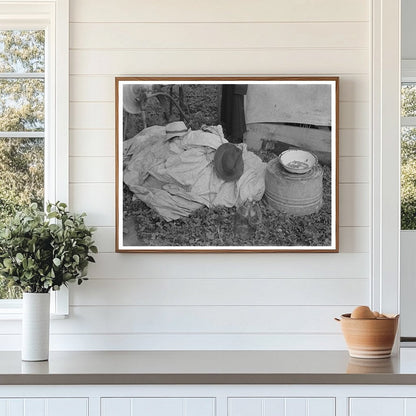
[0, 285, 69, 318]
[0, 312, 67, 320]
[0, 299, 68, 319]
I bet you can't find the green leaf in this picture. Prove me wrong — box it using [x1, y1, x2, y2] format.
[64, 219, 74, 227]
[3, 258, 12, 268]
[0, 200, 96, 293]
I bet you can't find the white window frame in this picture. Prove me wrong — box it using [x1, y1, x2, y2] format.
[399, 59, 416, 340]
[371, 0, 401, 321]
[0, 0, 69, 317]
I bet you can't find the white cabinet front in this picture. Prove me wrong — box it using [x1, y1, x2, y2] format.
[350, 398, 416, 416]
[101, 398, 215, 416]
[228, 397, 335, 416]
[0, 398, 88, 416]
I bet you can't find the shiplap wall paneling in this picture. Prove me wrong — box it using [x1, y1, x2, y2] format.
[70, 0, 368, 22]
[70, 22, 369, 49]
[69, 74, 369, 103]
[70, 50, 368, 76]
[70, 278, 369, 306]
[0, 306, 363, 336]
[63, 0, 372, 350]
[73, 252, 370, 278]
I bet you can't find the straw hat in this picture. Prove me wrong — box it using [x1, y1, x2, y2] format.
[214, 143, 244, 182]
[165, 121, 189, 140]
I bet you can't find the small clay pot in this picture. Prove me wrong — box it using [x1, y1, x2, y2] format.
[336, 313, 399, 359]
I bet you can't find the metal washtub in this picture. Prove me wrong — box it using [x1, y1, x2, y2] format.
[265, 157, 323, 216]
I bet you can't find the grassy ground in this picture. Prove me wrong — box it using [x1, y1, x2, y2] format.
[123, 157, 332, 247]
[123, 84, 333, 247]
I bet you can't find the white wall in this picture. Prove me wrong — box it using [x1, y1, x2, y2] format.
[60, 0, 371, 350]
[402, 0, 416, 59]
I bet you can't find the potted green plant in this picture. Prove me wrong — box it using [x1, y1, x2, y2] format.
[0, 202, 97, 361]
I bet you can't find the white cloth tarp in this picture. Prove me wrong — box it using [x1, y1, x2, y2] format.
[123, 125, 266, 221]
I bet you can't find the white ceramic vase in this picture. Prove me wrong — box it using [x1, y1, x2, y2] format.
[22, 292, 50, 361]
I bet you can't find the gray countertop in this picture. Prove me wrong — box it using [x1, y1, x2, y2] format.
[2, 349, 416, 385]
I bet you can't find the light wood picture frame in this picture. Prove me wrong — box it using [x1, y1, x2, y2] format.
[115, 77, 339, 253]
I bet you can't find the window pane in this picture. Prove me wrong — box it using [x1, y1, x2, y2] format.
[401, 127, 416, 230]
[0, 284, 22, 300]
[0, 137, 43, 300]
[402, 83, 416, 117]
[0, 137, 44, 217]
[0, 30, 45, 73]
[0, 78, 44, 132]
[0, 29, 45, 301]
[402, 127, 416, 162]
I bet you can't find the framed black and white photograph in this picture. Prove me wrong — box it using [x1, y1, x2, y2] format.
[115, 77, 339, 252]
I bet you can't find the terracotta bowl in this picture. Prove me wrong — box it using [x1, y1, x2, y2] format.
[337, 313, 399, 359]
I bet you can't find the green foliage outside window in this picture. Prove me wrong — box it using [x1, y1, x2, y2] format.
[401, 84, 416, 230]
[0, 30, 45, 299]
[401, 128, 416, 229]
